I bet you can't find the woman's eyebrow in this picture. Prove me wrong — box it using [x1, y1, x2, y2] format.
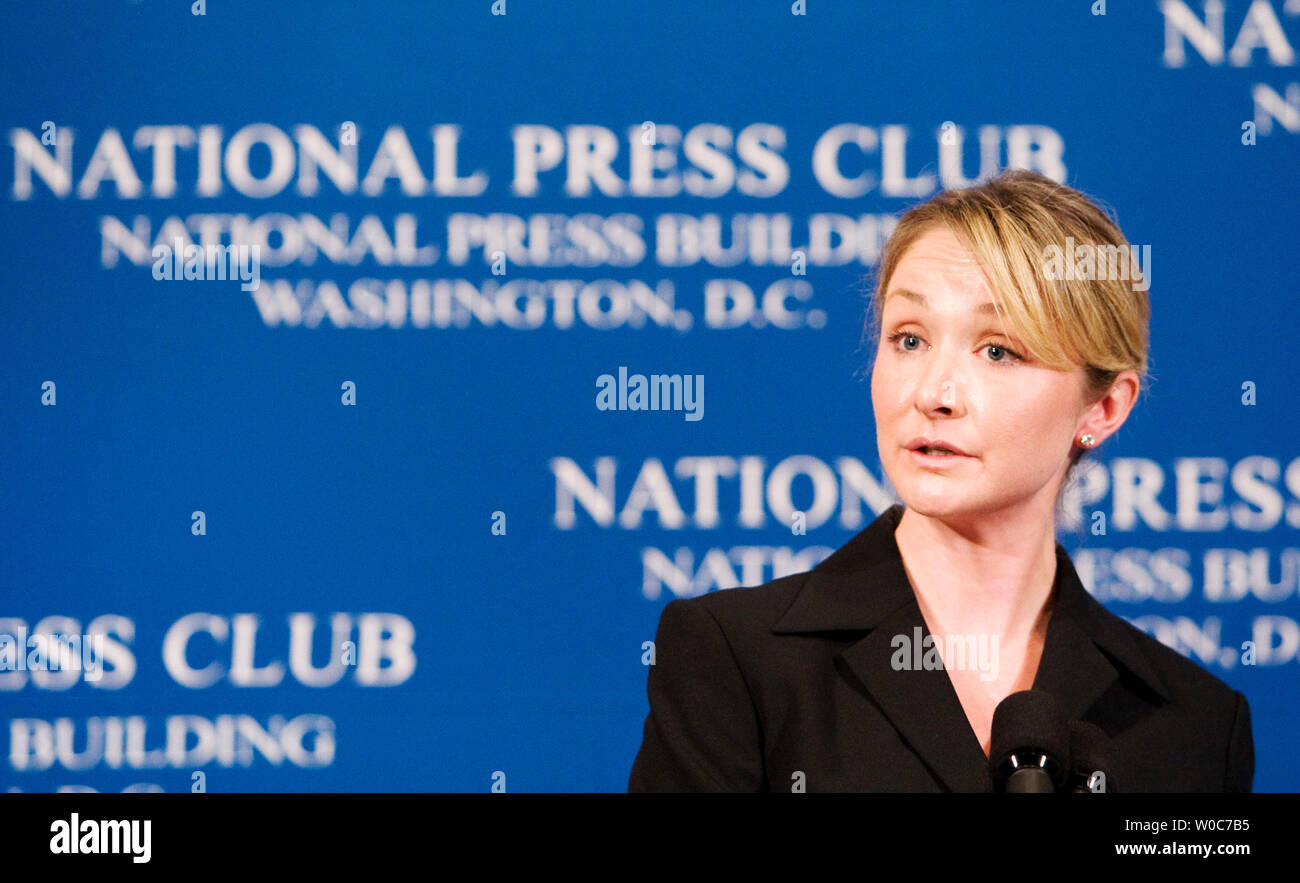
[887, 288, 999, 314]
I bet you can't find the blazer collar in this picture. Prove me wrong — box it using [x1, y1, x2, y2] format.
[771, 503, 1170, 792]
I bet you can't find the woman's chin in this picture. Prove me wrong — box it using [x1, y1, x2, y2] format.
[896, 486, 983, 518]
[902, 498, 962, 518]
[899, 471, 963, 495]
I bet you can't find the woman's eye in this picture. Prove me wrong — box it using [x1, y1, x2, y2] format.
[983, 343, 1021, 363]
[887, 331, 923, 351]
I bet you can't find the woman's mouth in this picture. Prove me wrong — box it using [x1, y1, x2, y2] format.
[909, 450, 971, 469]
[905, 440, 974, 467]
[905, 437, 973, 458]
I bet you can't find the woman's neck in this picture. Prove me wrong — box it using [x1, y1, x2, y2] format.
[892, 502, 1059, 641]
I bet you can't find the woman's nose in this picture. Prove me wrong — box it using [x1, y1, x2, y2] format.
[916, 350, 964, 413]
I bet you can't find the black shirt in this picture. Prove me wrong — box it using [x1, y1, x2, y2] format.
[628, 503, 1255, 792]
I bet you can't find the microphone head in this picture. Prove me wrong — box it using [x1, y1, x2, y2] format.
[989, 690, 1069, 789]
[1068, 720, 1115, 792]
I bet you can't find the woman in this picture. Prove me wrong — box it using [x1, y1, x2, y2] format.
[627, 170, 1254, 792]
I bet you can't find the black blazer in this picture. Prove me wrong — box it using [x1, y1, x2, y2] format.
[628, 504, 1255, 792]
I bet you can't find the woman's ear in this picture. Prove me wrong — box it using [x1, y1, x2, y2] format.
[1077, 370, 1140, 446]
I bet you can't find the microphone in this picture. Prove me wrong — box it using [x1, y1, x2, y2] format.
[1066, 720, 1115, 793]
[989, 690, 1068, 793]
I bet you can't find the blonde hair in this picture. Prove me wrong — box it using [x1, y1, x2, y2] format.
[865, 169, 1152, 478]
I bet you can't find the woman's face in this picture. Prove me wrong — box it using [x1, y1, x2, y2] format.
[871, 225, 1089, 520]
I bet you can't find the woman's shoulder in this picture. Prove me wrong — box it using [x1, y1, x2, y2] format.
[659, 570, 812, 644]
[1079, 593, 1254, 790]
[1074, 583, 1247, 710]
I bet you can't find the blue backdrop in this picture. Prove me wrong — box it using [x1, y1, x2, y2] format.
[2, 0, 1297, 792]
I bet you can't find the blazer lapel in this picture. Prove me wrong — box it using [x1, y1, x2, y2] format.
[1032, 544, 1172, 720]
[770, 503, 1171, 792]
[1031, 553, 1120, 720]
[837, 600, 995, 791]
[771, 504, 990, 791]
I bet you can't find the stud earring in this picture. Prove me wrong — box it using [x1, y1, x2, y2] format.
[1079, 433, 1096, 448]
